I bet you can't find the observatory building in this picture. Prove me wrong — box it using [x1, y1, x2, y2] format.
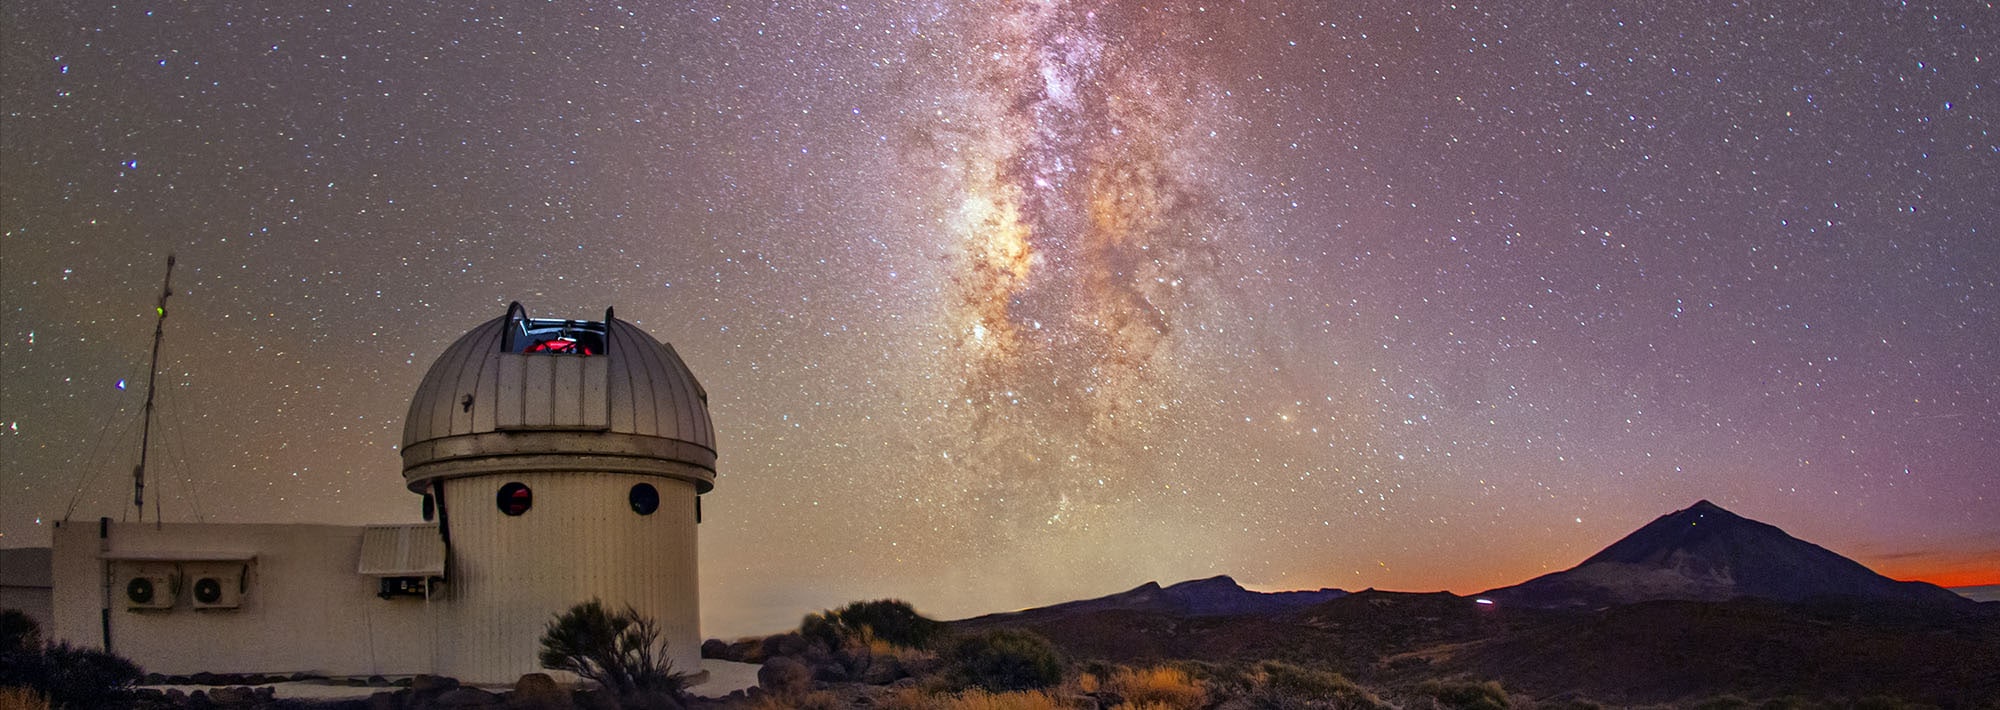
[41, 303, 716, 684]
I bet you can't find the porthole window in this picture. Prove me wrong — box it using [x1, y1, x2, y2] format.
[629, 483, 660, 515]
[497, 482, 533, 516]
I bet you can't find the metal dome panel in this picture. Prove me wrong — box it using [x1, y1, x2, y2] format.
[401, 305, 716, 493]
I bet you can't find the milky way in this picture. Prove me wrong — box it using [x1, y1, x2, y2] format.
[919, 2, 1237, 526]
[3, 1, 1996, 634]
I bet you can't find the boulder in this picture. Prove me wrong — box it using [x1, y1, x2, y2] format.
[758, 656, 813, 696]
[413, 674, 462, 694]
[509, 673, 571, 710]
[700, 638, 728, 659]
[436, 686, 501, 707]
[760, 632, 813, 659]
[860, 655, 905, 685]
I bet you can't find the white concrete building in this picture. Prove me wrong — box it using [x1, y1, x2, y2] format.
[41, 303, 716, 685]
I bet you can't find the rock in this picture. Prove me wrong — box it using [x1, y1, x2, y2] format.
[758, 656, 813, 696]
[810, 661, 849, 684]
[860, 655, 904, 685]
[413, 674, 462, 694]
[436, 686, 501, 707]
[368, 674, 390, 686]
[760, 632, 812, 659]
[510, 673, 571, 710]
[209, 686, 256, 705]
[700, 638, 728, 659]
[366, 691, 404, 710]
[191, 672, 223, 685]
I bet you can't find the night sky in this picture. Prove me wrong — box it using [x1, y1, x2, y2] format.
[4, 1, 1996, 636]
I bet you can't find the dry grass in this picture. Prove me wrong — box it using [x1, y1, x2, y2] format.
[0, 688, 49, 710]
[748, 689, 847, 710]
[1103, 666, 1208, 709]
[882, 687, 1083, 710]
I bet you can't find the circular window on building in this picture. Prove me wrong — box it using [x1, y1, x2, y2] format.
[497, 482, 533, 516]
[629, 483, 660, 515]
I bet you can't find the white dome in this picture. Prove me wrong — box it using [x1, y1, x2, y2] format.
[400, 303, 716, 493]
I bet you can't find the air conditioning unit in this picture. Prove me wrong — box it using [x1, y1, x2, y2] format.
[185, 563, 244, 609]
[122, 564, 177, 610]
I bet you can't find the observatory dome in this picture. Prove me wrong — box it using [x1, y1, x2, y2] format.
[400, 303, 715, 493]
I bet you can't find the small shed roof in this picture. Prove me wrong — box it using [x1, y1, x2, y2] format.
[356, 524, 445, 576]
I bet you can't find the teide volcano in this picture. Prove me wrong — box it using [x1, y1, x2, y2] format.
[1480, 500, 1969, 608]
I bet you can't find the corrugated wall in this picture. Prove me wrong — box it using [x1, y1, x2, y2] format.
[438, 472, 701, 683]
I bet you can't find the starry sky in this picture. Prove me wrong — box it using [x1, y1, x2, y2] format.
[3, 1, 1996, 636]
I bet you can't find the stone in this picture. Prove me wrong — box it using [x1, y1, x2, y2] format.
[366, 691, 404, 710]
[757, 656, 813, 696]
[760, 632, 812, 659]
[413, 674, 462, 694]
[208, 686, 255, 705]
[859, 655, 904, 685]
[436, 686, 501, 707]
[509, 673, 572, 710]
[700, 638, 728, 659]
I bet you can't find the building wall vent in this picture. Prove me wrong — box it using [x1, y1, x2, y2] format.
[121, 563, 177, 610]
[186, 563, 244, 609]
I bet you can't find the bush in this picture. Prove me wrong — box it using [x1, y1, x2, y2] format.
[1104, 666, 1207, 708]
[941, 629, 1065, 692]
[800, 599, 946, 650]
[1250, 661, 1388, 710]
[0, 613, 141, 710]
[0, 687, 49, 710]
[28, 642, 142, 709]
[1, 609, 39, 654]
[538, 599, 689, 698]
[1415, 679, 1512, 710]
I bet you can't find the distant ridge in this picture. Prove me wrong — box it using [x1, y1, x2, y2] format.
[1481, 500, 1971, 608]
[965, 575, 1347, 621]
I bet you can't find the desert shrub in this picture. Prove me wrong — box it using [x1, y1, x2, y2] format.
[1415, 679, 1512, 710]
[801, 599, 945, 651]
[884, 687, 1075, 710]
[749, 689, 847, 710]
[1, 610, 39, 654]
[1691, 695, 1755, 710]
[941, 629, 1065, 692]
[538, 599, 689, 698]
[1248, 660, 1388, 710]
[24, 642, 142, 709]
[1104, 666, 1207, 709]
[0, 615, 142, 710]
[1537, 698, 1605, 710]
[1849, 697, 1939, 710]
[0, 687, 49, 710]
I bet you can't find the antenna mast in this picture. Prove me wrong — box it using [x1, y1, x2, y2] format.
[133, 255, 175, 522]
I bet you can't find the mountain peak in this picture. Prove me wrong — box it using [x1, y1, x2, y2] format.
[1483, 500, 1969, 608]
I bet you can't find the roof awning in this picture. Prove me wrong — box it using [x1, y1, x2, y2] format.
[357, 524, 445, 576]
[102, 551, 256, 562]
